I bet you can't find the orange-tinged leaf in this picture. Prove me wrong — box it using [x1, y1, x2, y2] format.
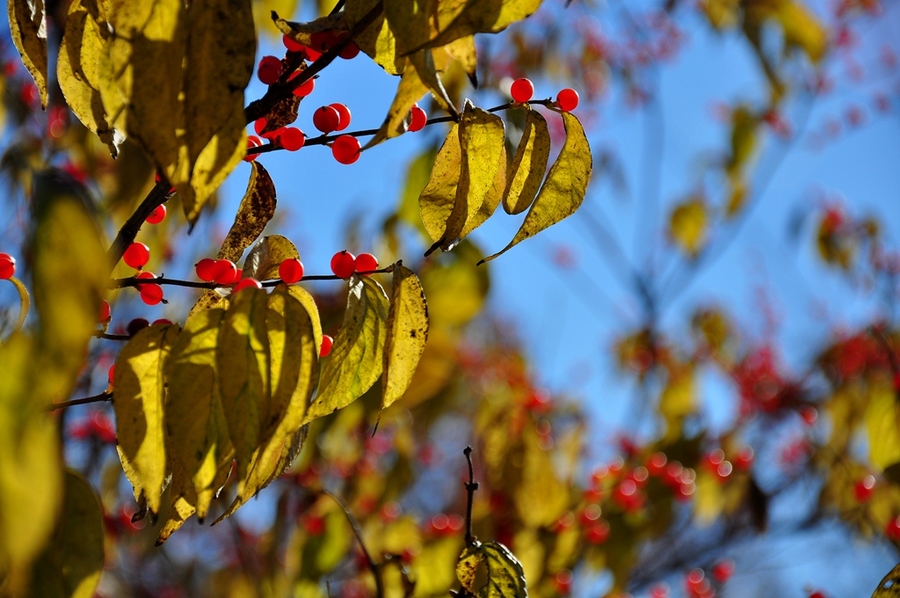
[480, 111, 592, 264]
[382, 265, 429, 409]
[503, 109, 550, 215]
[114, 324, 180, 516]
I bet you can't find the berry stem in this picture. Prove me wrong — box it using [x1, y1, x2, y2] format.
[109, 266, 393, 289]
[47, 391, 113, 412]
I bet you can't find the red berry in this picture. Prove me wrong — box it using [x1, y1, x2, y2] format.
[126, 318, 149, 336]
[244, 136, 260, 162]
[123, 242, 150, 269]
[313, 105, 341, 133]
[136, 271, 163, 305]
[332, 135, 361, 164]
[330, 250, 356, 278]
[98, 300, 111, 322]
[734, 447, 754, 470]
[711, 559, 735, 584]
[279, 258, 304, 284]
[234, 278, 262, 293]
[211, 260, 239, 285]
[554, 570, 573, 595]
[330, 103, 351, 131]
[339, 41, 360, 60]
[310, 30, 340, 52]
[556, 88, 580, 112]
[283, 34, 304, 53]
[320, 334, 334, 357]
[304, 45, 322, 61]
[808, 591, 827, 598]
[195, 258, 217, 281]
[409, 105, 427, 132]
[289, 71, 316, 97]
[0, 253, 16, 279]
[253, 118, 268, 136]
[854, 474, 876, 503]
[152, 318, 173, 326]
[354, 253, 378, 275]
[146, 204, 166, 224]
[107, 364, 116, 387]
[278, 127, 305, 151]
[585, 519, 610, 544]
[257, 55, 283, 85]
[510, 77, 534, 103]
[884, 516, 900, 541]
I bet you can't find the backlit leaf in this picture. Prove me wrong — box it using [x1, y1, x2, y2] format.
[8, 0, 48, 108]
[363, 63, 429, 149]
[2, 276, 30, 340]
[480, 111, 592, 264]
[866, 382, 900, 472]
[456, 540, 528, 598]
[503, 109, 550, 215]
[872, 563, 900, 597]
[217, 162, 278, 263]
[216, 288, 270, 483]
[303, 277, 388, 424]
[30, 471, 104, 598]
[777, 0, 827, 63]
[669, 197, 708, 257]
[419, 123, 462, 244]
[515, 427, 569, 528]
[114, 324, 180, 516]
[382, 265, 429, 409]
[409, 0, 543, 53]
[243, 234, 301, 281]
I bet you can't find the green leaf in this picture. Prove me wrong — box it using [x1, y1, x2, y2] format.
[419, 123, 462, 244]
[503, 109, 550, 215]
[872, 563, 900, 597]
[480, 111, 592, 264]
[30, 470, 105, 598]
[8, 0, 48, 108]
[57, 0, 123, 156]
[456, 541, 528, 598]
[217, 162, 278, 263]
[382, 265, 429, 409]
[242, 234, 301, 281]
[216, 288, 270, 484]
[106, 0, 255, 223]
[114, 323, 180, 517]
[303, 277, 389, 424]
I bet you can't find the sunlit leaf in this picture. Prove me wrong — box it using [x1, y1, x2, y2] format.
[30, 470, 104, 598]
[382, 265, 429, 409]
[364, 63, 429, 149]
[515, 427, 569, 528]
[456, 540, 528, 598]
[503, 109, 550, 215]
[777, 0, 827, 63]
[872, 562, 900, 597]
[660, 365, 696, 440]
[1, 277, 30, 340]
[480, 111, 592, 264]
[419, 123, 462, 244]
[217, 162, 278, 263]
[114, 324, 180, 517]
[409, 0, 543, 53]
[303, 277, 388, 424]
[243, 234, 301, 281]
[669, 197, 708, 257]
[216, 288, 270, 483]
[8, 0, 48, 108]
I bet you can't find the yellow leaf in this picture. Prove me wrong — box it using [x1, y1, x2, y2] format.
[217, 162, 278, 263]
[440, 101, 506, 250]
[216, 288, 270, 483]
[726, 106, 758, 178]
[106, 0, 255, 223]
[460, 138, 506, 240]
[456, 541, 528, 598]
[156, 495, 197, 546]
[287, 284, 324, 353]
[242, 234, 301, 281]
[384, 0, 435, 56]
[694, 470, 724, 525]
[30, 470, 105, 598]
[866, 381, 900, 472]
[480, 111, 592, 264]
[345, 0, 404, 74]
[502, 109, 550, 215]
[2, 276, 30, 340]
[443, 35, 478, 84]
[8, 0, 48, 108]
[164, 308, 233, 523]
[873, 563, 900, 597]
[410, 0, 543, 53]
[515, 427, 570, 528]
[382, 265, 429, 409]
[660, 365, 696, 440]
[422, 241, 489, 327]
[777, 0, 828, 63]
[114, 324, 180, 517]
[363, 65, 429, 149]
[702, 0, 740, 29]
[408, 49, 456, 115]
[669, 197, 708, 257]
[419, 123, 462, 244]
[57, 0, 123, 156]
[303, 277, 388, 424]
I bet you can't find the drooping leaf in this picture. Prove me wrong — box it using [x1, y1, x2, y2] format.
[514, 427, 569, 529]
[866, 382, 900, 472]
[156, 495, 197, 546]
[30, 470, 105, 598]
[408, 49, 456, 115]
[106, 0, 255, 223]
[439, 101, 506, 251]
[2, 276, 30, 340]
[217, 162, 277, 263]
[242, 234, 301, 281]
[669, 197, 708, 257]
[456, 540, 528, 598]
[345, 0, 403, 74]
[408, 0, 543, 53]
[443, 35, 478, 85]
[303, 277, 388, 424]
[164, 308, 233, 524]
[384, 0, 434, 56]
[364, 64, 429, 149]
[460, 134, 506, 240]
[57, 0, 123, 156]
[216, 288, 270, 483]
[287, 284, 324, 352]
[776, 0, 827, 63]
[382, 265, 429, 409]
[503, 109, 550, 215]
[872, 563, 900, 597]
[419, 123, 461, 244]
[8, 0, 48, 108]
[480, 111, 592, 264]
[114, 324, 180, 517]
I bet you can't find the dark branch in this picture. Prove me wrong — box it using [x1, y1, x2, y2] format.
[322, 490, 384, 598]
[48, 391, 113, 412]
[463, 446, 479, 545]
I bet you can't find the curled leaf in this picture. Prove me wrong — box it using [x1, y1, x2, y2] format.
[503, 109, 550, 215]
[217, 162, 277, 263]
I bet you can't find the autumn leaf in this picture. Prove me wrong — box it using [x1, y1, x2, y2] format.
[304, 277, 389, 424]
[2, 276, 30, 339]
[866, 381, 900, 472]
[8, 0, 48, 108]
[382, 265, 429, 409]
[364, 65, 429, 149]
[669, 197, 708, 257]
[872, 563, 900, 597]
[408, 0, 543, 53]
[515, 427, 569, 528]
[776, 0, 827, 63]
[243, 234, 302, 281]
[216, 162, 278, 263]
[115, 324, 180, 517]
[503, 109, 550, 215]
[480, 111, 592, 264]
[456, 540, 528, 598]
[420, 123, 462, 244]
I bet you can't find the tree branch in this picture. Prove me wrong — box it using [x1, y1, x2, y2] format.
[48, 391, 113, 412]
[107, 181, 173, 269]
[463, 446, 479, 546]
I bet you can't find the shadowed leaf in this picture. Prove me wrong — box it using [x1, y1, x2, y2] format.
[503, 109, 550, 215]
[8, 0, 48, 108]
[382, 265, 429, 409]
[217, 162, 278, 263]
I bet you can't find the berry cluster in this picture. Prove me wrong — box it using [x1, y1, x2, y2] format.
[329, 250, 378, 278]
[508, 77, 581, 112]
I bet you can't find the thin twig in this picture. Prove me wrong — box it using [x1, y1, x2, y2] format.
[110, 267, 393, 290]
[463, 446, 479, 546]
[322, 489, 384, 598]
[93, 331, 132, 341]
[47, 391, 113, 412]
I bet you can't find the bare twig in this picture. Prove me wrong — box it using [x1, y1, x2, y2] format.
[463, 446, 479, 546]
[48, 391, 113, 412]
[322, 490, 384, 598]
